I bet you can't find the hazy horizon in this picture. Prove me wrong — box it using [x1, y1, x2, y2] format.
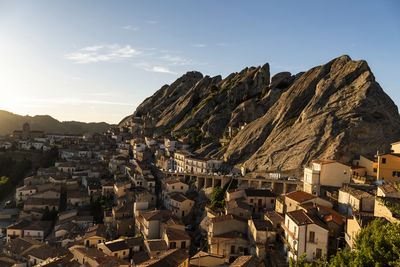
[1, 0, 399, 123]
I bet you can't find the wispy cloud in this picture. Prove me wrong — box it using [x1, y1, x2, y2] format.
[122, 25, 139, 31]
[65, 44, 140, 64]
[136, 63, 177, 75]
[216, 42, 231, 47]
[192, 43, 207, 48]
[160, 54, 193, 66]
[145, 20, 158, 24]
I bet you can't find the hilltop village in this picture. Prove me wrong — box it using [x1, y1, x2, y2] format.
[0, 120, 399, 267]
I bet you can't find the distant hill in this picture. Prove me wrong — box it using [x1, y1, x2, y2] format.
[0, 110, 111, 136]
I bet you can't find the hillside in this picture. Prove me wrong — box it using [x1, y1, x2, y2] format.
[121, 55, 400, 173]
[0, 110, 111, 135]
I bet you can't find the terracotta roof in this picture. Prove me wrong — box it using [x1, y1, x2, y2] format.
[141, 210, 172, 222]
[23, 220, 52, 231]
[7, 220, 31, 230]
[83, 224, 107, 239]
[226, 199, 253, 211]
[24, 197, 60, 206]
[287, 210, 312, 225]
[71, 245, 107, 260]
[300, 203, 345, 226]
[27, 245, 66, 260]
[125, 236, 144, 248]
[145, 239, 168, 252]
[285, 190, 316, 203]
[264, 211, 284, 225]
[130, 251, 150, 265]
[164, 227, 190, 241]
[103, 239, 129, 252]
[287, 210, 328, 230]
[4, 237, 41, 256]
[212, 231, 247, 240]
[339, 186, 373, 199]
[251, 219, 273, 231]
[211, 214, 247, 224]
[137, 248, 188, 267]
[379, 183, 399, 194]
[169, 192, 191, 203]
[190, 251, 224, 260]
[230, 255, 260, 267]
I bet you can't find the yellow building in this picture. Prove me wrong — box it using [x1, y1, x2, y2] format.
[352, 155, 376, 177]
[374, 141, 400, 182]
[376, 153, 400, 182]
[345, 214, 375, 250]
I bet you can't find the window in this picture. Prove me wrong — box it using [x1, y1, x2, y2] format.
[170, 242, 176, 249]
[309, 231, 315, 243]
[258, 199, 262, 206]
[250, 199, 253, 203]
[123, 251, 126, 255]
[271, 199, 274, 204]
[114, 253, 118, 257]
[316, 248, 322, 259]
[181, 241, 186, 249]
[230, 245, 235, 254]
[382, 158, 386, 164]
[393, 171, 396, 177]
[373, 168, 377, 173]
[293, 226, 297, 236]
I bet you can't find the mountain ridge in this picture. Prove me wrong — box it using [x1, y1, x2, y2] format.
[121, 55, 400, 173]
[0, 110, 112, 135]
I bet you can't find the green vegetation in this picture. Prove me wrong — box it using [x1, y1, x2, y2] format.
[38, 147, 59, 168]
[0, 149, 59, 201]
[0, 155, 32, 200]
[210, 186, 225, 210]
[210, 179, 238, 211]
[0, 176, 9, 185]
[290, 219, 400, 267]
[90, 195, 114, 224]
[377, 197, 400, 217]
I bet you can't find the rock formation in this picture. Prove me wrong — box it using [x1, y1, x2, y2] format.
[121, 55, 400, 173]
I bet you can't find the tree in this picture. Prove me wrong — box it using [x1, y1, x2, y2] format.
[290, 219, 400, 267]
[329, 219, 400, 267]
[210, 186, 225, 211]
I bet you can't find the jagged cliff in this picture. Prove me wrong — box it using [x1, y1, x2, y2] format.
[121, 55, 400, 172]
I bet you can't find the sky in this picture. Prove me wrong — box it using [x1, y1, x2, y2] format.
[0, 1, 399, 124]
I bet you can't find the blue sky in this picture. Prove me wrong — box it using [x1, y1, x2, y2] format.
[0, 1, 399, 123]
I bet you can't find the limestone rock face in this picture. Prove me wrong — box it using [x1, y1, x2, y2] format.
[122, 55, 400, 173]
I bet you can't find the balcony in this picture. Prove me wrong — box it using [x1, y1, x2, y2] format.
[281, 224, 297, 240]
[282, 235, 298, 255]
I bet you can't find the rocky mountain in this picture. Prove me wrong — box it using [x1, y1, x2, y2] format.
[121, 55, 400, 173]
[0, 110, 111, 136]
